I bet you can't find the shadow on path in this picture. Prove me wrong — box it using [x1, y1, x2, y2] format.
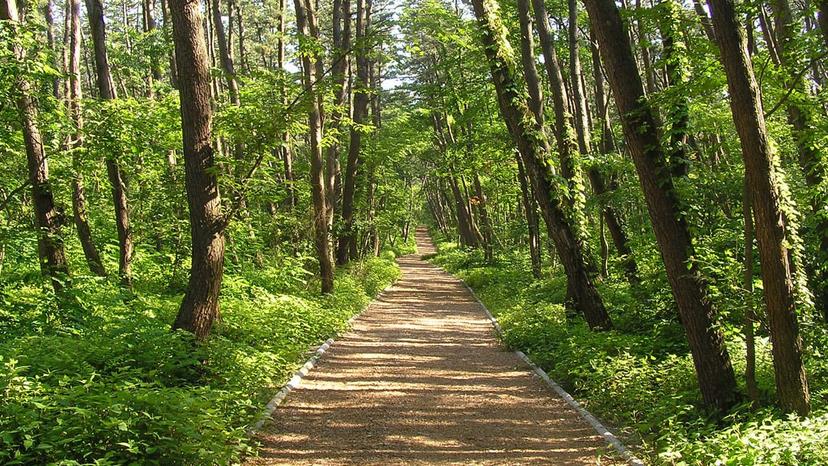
[249, 228, 621, 465]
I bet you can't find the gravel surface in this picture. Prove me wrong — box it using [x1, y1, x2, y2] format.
[249, 228, 622, 465]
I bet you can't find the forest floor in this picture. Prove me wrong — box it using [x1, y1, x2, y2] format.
[249, 228, 621, 465]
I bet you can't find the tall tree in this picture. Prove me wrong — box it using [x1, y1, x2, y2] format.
[338, 0, 371, 264]
[68, 0, 107, 277]
[584, 0, 738, 410]
[471, 0, 612, 330]
[708, 0, 810, 416]
[169, 0, 227, 339]
[767, 0, 828, 317]
[2, 0, 69, 294]
[325, 0, 350, 226]
[294, 0, 334, 291]
[87, 0, 135, 288]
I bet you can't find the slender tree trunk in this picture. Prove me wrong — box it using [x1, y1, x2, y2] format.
[326, 0, 350, 227]
[449, 175, 478, 247]
[169, 0, 227, 339]
[517, 155, 542, 279]
[819, 0, 828, 48]
[277, 0, 295, 210]
[768, 0, 828, 317]
[211, 0, 240, 105]
[585, 0, 737, 410]
[68, 0, 107, 277]
[528, 0, 588, 237]
[589, 31, 639, 283]
[473, 174, 494, 262]
[294, 0, 334, 292]
[338, 0, 370, 265]
[568, 0, 590, 153]
[742, 179, 759, 403]
[472, 0, 611, 330]
[692, 0, 716, 42]
[708, 0, 810, 416]
[44, 0, 60, 99]
[2, 0, 70, 293]
[161, 0, 179, 87]
[658, 0, 691, 177]
[88, 0, 135, 288]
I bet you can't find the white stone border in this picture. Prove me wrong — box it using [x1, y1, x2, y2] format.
[456, 278, 646, 466]
[247, 281, 397, 434]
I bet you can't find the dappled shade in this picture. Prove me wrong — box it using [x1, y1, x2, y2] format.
[250, 229, 619, 465]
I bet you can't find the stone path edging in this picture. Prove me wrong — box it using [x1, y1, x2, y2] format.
[454, 277, 647, 466]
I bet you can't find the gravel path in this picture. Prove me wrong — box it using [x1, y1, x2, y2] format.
[249, 228, 622, 465]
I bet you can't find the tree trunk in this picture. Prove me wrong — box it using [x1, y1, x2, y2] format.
[517, 155, 542, 279]
[708, 0, 810, 416]
[67, 0, 107, 277]
[2, 0, 70, 293]
[169, 0, 227, 340]
[277, 0, 295, 210]
[472, 0, 611, 330]
[294, 0, 334, 292]
[473, 174, 494, 262]
[819, 0, 828, 48]
[211, 0, 240, 105]
[44, 0, 60, 99]
[325, 0, 350, 227]
[568, 0, 591, 153]
[768, 0, 828, 318]
[161, 0, 179, 87]
[449, 175, 479, 247]
[742, 179, 759, 403]
[337, 0, 370, 265]
[584, 0, 737, 410]
[658, 0, 691, 177]
[88, 0, 135, 288]
[528, 0, 588, 238]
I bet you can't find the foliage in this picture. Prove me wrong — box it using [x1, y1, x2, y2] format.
[0, 255, 400, 464]
[431, 239, 828, 464]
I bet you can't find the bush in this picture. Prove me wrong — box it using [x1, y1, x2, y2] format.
[0, 256, 400, 465]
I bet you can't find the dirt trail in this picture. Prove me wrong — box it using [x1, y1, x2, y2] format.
[250, 228, 621, 465]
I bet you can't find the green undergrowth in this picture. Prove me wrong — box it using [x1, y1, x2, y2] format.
[431, 239, 828, 465]
[0, 252, 401, 465]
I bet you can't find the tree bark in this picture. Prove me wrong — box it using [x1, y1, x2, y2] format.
[472, 0, 611, 330]
[326, 0, 350, 227]
[768, 0, 828, 317]
[708, 0, 810, 416]
[819, 0, 828, 48]
[658, 0, 691, 177]
[87, 0, 135, 288]
[517, 155, 542, 279]
[584, 0, 737, 410]
[169, 0, 227, 340]
[742, 179, 759, 403]
[67, 0, 107, 277]
[2, 0, 70, 293]
[528, 0, 588, 238]
[568, 0, 591, 153]
[211, 0, 240, 105]
[294, 0, 334, 292]
[338, 0, 371, 265]
[473, 174, 494, 261]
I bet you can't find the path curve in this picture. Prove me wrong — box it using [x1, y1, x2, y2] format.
[250, 228, 621, 465]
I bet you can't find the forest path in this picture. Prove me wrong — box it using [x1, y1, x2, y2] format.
[249, 228, 620, 465]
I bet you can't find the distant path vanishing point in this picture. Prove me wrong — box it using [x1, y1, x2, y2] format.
[249, 227, 623, 465]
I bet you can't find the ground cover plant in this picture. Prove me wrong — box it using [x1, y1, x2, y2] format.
[432, 238, 828, 464]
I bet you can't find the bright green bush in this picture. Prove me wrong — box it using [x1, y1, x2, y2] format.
[0, 255, 400, 465]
